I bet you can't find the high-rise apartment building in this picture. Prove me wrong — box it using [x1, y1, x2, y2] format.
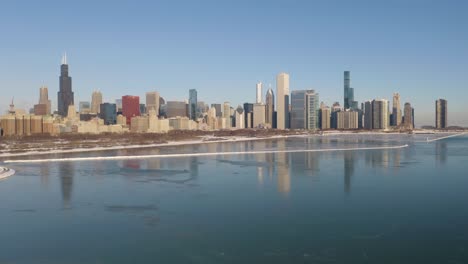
[57, 54, 74, 117]
[122, 95, 140, 125]
[403, 102, 413, 130]
[276, 73, 290, 129]
[290, 90, 319, 130]
[435, 99, 448, 129]
[253, 103, 266, 128]
[211, 104, 222, 118]
[223, 102, 231, 127]
[372, 99, 389, 130]
[391, 93, 402, 127]
[91, 91, 103, 114]
[189, 89, 197, 121]
[320, 107, 331, 129]
[146, 92, 160, 116]
[363, 101, 373, 129]
[337, 110, 359, 129]
[256, 82, 263, 104]
[265, 88, 275, 126]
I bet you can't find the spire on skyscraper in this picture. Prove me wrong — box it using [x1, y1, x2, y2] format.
[61, 52, 67, 65]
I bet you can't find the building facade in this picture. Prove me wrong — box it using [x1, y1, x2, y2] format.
[189, 89, 197, 121]
[122, 95, 140, 125]
[276, 73, 290, 129]
[435, 99, 448, 129]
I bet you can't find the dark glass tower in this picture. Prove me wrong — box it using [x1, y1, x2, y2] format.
[58, 54, 74, 117]
[189, 89, 197, 120]
[344, 71, 358, 110]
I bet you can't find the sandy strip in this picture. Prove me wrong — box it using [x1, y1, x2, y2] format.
[4, 144, 409, 164]
[0, 167, 15, 180]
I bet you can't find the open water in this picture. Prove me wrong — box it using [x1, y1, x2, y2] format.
[1, 134, 467, 263]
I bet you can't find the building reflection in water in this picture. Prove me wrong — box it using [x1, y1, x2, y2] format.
[58, 162, 74, 208]
[276, 140, 290, 195]
[343, 151, 355, 194]
[40, 162, 50, 187]
[435, 141, 448, 165]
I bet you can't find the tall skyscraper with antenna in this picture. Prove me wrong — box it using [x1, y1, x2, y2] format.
[58, 53, 74, 117]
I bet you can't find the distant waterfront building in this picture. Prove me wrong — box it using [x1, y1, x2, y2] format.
[91, 91, 103, 114]
[146, 92, 160, 116]
[122, 95, 140, 125]
[223, 102, 231, 128]
[265, 88, 275, 127]
[276, 72, 290, 129]
[189, 89, 197, 121]
[115, 99, 123, 112]
[256, 82, 263, 104]
[403, 102, 414, 130]
[243, 103, 253, 128]
[391, 93, 402, 127]
[211, 104, 222, 118]
[99, 103, 117, 125]
[363, 101, 373, 129]
[435, 99, 448, 129]
[167, 101, 187, 118]
[235, 106, 245, 129]
[290, 90, 319, 130]
[320, 107, 331, 129]
[337, 110, 359, 129]
[34, 86, 51, 115]
[57, 54, 74, 117]
[130, 116, 149, 133]
[372, 99, 389, 130]
[253, 103, 266, 128]
[140, 104, 146, 115]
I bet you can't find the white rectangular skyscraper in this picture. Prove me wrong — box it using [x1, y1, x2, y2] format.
[276, 73, 290, 129]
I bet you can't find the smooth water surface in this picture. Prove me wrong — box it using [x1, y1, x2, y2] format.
[1, 135, 468, 263]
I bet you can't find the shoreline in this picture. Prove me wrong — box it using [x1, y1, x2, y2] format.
[0, 167, 15, 180]
[0, 130, 465, 159]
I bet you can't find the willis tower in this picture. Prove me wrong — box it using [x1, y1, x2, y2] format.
[58, 53, 74, 117]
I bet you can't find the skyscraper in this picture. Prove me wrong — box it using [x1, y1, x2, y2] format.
[256, 82, 263, 104]
[146, 92, 160, 116]
[290, 90, 319, 130]
[276, 73, 290, 129]
[372, 99, 389, 130]
[122, 95, 140, 125]
[223, 102, 231, 127]
[265, 88, 275, 127]
[91, 91, 103, 114]
[189, 89, 197, 121]
[344, 71, 358, 110]
[403, 102, 413, 130]
[39, 86, 51, 115]
[34, 86, 51, 116]
[392, 93, 402, 127]
[100, 103, 117, 125]
[436, 99, 448, 129]
[363, 101, 373, 129]
[57, 54, 74, 117]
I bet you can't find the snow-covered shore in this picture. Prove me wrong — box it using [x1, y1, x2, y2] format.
[0, 134, 306, 158]
[0, 167, 15, 180]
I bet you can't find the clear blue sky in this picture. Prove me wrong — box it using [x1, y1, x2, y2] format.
[1, 0, 467, 126]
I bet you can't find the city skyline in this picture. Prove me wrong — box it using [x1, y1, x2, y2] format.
[1, 1, 468, 126]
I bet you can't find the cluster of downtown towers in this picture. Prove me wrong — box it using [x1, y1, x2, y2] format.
[53, 56, 448, 130]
